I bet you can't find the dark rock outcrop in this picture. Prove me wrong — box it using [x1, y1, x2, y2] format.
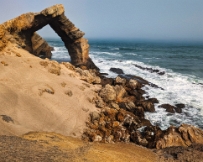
[31, 33, 53, 59]
[159, 104, 183, 113]
[159, 104, 176, 113]
[0, 4, 98, 70]
[110, 68, 124, 74]
[134, 64, 165, 75]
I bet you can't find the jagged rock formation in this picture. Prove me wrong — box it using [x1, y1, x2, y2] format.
[31, 33, 53, 59]
[82, 74, 203, 150]
[156, 124, 203, 149]
[0, 4, 98, 69]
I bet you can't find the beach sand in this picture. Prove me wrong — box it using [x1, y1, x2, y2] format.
[0, 42, 100, 137]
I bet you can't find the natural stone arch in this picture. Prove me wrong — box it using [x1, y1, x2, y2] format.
[0, 4, 98, 70]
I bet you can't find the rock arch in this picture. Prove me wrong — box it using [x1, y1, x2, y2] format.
[0, 4, 98, 70]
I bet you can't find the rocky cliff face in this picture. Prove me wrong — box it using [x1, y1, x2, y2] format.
[0, 4, 98, 70]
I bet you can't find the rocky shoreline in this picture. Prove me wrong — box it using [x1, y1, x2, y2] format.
[82, 70, 203, 149]
[0, 4, 203, 162]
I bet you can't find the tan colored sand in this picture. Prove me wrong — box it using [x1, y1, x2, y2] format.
[22, 131, 158, 162]
[0, 42, 99, 137]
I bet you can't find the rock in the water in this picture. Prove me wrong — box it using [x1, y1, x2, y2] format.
[110, 68, 124, 74]
[158, 104, 176, 113]
[134, 64, 165, 76]
[175, 103, 185, 108]
[147, 98, 159, 104]
[159, 104, 183, 113]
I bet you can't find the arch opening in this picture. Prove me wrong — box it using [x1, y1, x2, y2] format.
[0, 4, 98, 70]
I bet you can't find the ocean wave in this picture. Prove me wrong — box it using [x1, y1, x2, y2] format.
[119, 47, 136, 51]
[52, 47, 67, 52]
[125, 53, 137, 56]
[90, 51, 121, 56]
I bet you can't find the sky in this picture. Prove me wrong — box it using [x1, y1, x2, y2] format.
[0, 0, 203, 42]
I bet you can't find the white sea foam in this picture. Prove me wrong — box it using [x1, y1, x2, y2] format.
[90, 52, 203, 129]
[93, 51, 121, 56]
[125, 53, 137, 56]
[51, 47, 70, 60]
[110, 47, 119, 50]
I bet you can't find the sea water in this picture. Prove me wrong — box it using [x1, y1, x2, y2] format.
[47, 38, 203, 130]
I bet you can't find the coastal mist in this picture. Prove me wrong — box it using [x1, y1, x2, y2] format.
[48, 38, 203, 130]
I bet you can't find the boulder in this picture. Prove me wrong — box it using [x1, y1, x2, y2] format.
[76, 68, 101, 84]
[128, 79, 141, 90]
[174, 103, 185, 113]
[90, 111, 100, 122]
[110, 68, 124, 74]
[115, 76, 126, 85]
[100, 77, 114, 86]
[118, 102, 136, 112]
[99, 84, 116, 102]
[175, 103, 185, 109]
[140, 101, 155, 112]
[109, 102, 120, 110]
[147, 98, 159, 104]
[158, 104, 175, 113]
[159, 103, 183, 113]
[94, 96, 105, 108]
[114, 85, 127, 102]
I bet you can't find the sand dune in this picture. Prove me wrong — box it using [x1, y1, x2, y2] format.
[0, 42, 99, 137]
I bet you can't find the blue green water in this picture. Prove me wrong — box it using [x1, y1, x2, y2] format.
[47, 38, 203, 130]
[88, 39, 203, 79]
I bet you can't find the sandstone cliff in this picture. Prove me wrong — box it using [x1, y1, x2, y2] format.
[0, 4, 98, 70]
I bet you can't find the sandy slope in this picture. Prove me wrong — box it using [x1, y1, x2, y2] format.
[0, 42, 99, 137]
[0, 131, 158, 162]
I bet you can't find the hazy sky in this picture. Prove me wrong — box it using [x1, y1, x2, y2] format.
[0, 0, 203, 42]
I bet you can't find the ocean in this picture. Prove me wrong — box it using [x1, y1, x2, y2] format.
[47, 38, 203, 130]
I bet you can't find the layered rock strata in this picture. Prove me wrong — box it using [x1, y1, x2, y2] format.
[0, 4, 98, 69]
[31, 33, 53, 59]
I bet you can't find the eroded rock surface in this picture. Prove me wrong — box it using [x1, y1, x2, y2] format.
[156, 124, 203, 149]
[31, 33, 53, 59]
[0, 4, 98, 70]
